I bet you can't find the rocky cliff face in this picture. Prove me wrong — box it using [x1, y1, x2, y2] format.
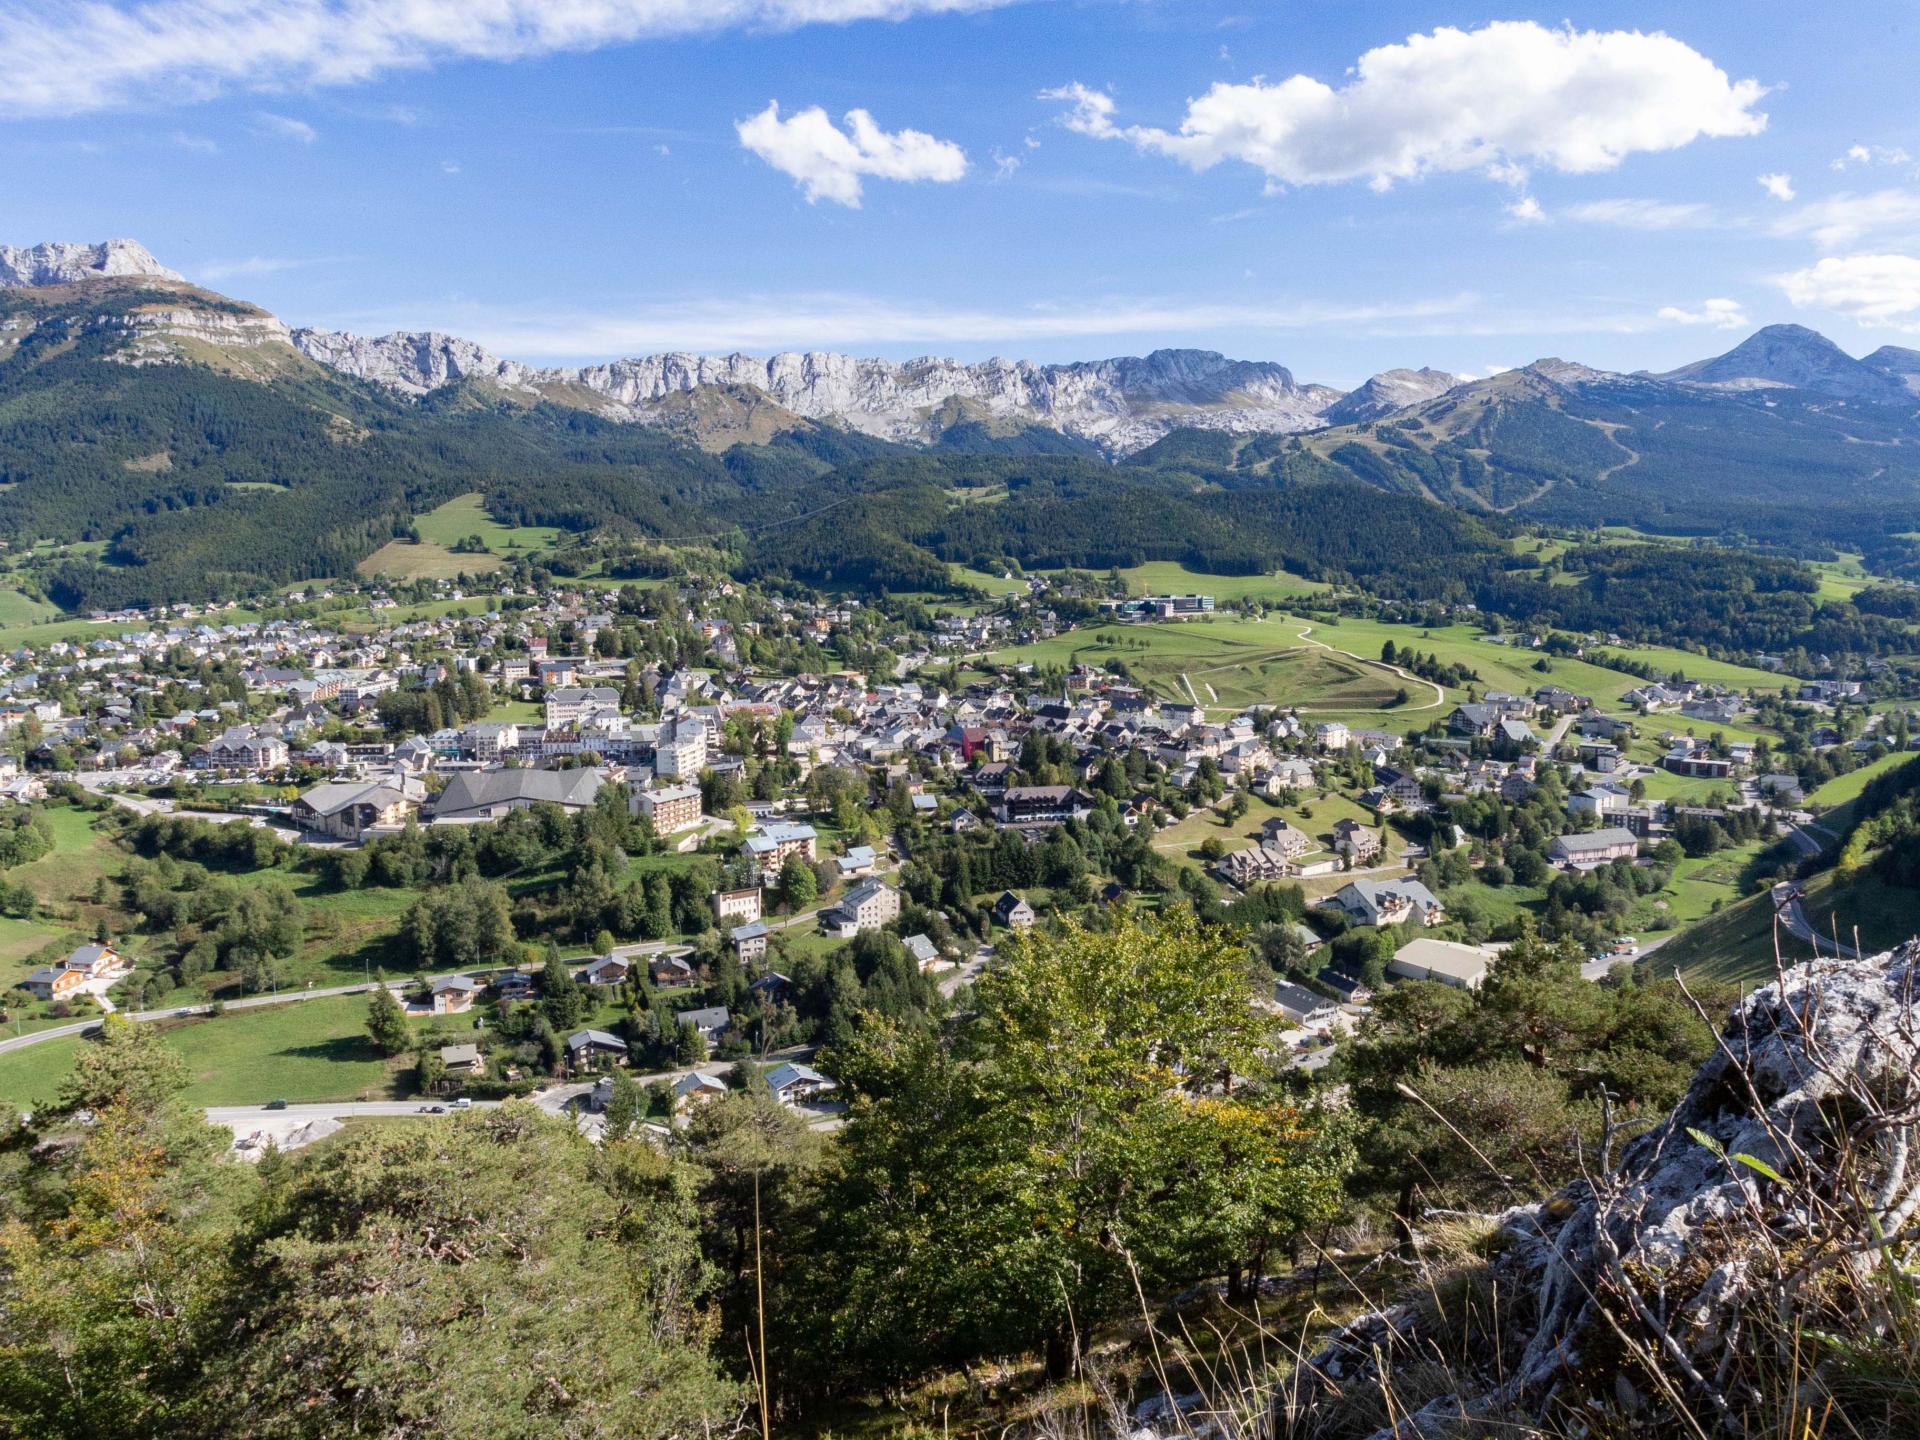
[287, 329, 1343, 454]
[0, 239, 182, 288]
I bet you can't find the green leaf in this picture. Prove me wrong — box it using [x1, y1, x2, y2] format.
[1686, 1126, 1725, 1158]
[1730, 1152, 1785, 1184]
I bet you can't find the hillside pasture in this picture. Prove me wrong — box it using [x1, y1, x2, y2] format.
[992, 616, 1406, 714]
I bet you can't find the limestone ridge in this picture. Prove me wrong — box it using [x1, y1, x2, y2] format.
[0, 239, 182, 288]
[286, 332, 1351, 453]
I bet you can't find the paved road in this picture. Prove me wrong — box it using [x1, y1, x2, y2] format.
[1772, 881, 1860, 959]
[0, 972, 472, 1058]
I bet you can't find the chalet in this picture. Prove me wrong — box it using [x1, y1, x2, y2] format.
[675, 1006, 731, 1045]
[902, 933, 942, 970]
[1331, 818, 1382, 864]
[429, 975, 483, 1014]
[1332, 878, 1445, 928]
[566, 1028, 630, 1068]
[994, 890, 1037, 929]
[766, 1061, 838, 1108]
[1258, 818, 1311, 859]
[649, 953, 695, 986]
[577, 955, 631, 987]
[438, 1043, 485, 1075]
[1272, 981, 1339, 1028]
[291, 779, 418, 841]
[1447, 703, 1501, 738]
[195, 725, 288, 773]
[672, 1071, 730, 1109]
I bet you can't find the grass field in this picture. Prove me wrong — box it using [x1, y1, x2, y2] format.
[1106, 563, 1328, 605]
[0, 992, 413, 1110]
[0, 585, 55, 626]
[1804, 751, 1913, 828]
[991, 616, 1410, 715]
[359, 494, 566, 581]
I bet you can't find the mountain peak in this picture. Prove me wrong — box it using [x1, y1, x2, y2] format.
[1661, 324, 1910, 404]
[1321, 366, 1459, 425]
[0, 239, 183, 289]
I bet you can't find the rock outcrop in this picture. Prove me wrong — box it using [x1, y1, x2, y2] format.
[0, 239, 182, 288]
[1285, 943, 1920, 1439]
[286, 331, 1343, 454]
[1320, 368, 1459, 426]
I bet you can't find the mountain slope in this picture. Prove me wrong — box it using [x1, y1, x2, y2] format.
[0, 239, 181, 288]
[1321, 366, 1459, 425]
[1658, 323, 1913, 405]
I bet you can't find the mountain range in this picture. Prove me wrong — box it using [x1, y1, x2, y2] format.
[4, 238, 1918, 458]
[5, 237, 1920, 611]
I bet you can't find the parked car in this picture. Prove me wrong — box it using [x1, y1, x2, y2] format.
[451, 1097, 473, 1109]
[264, 1099, 288, 1110]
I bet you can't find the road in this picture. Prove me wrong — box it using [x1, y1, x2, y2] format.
[1771, 881, 1860, 959]
[0, 970, 492, 1059]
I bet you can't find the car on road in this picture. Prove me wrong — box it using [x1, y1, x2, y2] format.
[450, 1097, 473, 1109]
[264, 1098, 289, 1110]
[419, 1104, 445, 1113]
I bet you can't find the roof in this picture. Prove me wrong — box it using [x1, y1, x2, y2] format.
[1391, 938, 1501, 985]
[431, 975, 482, 994]
[65, 941, 114, 969]
[1554, 827, 1640, 853]
[434, 767, 603, 816]
[439, 1043, 482, 1065]
[730, 921, 770, 942]
[1273, 981, 1333, 1017]
[566, 1028, 628, 1051]
[675, 1006, 730, 1030]
[766, 1061, 834, 1093]
[903, 933, 939, 963]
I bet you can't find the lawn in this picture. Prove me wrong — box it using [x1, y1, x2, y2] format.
[0, 584, 55, 627]
[0, 992, 414, 1110]
[1805, 751, 1913, 828]
[359, 493, 567, 581]
[9, 804, 127, 930]
[1105, 562, 1328, 605]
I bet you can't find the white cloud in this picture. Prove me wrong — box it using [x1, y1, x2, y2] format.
[1043, 21, 1765, 193]
[1770, 188, 1920, 248]
[1832, 143, 1911, 171]
[440, 159, 461, 175]
[251, 110, 316, 143]
[1777, 253, 1920, 326]
[199, 254, 336, 280]
[990, 147, 1021, 180]
[1562, 198, 1717, 229]
[0, 0, 1022, 117]
[169, 130, 219, 153]
[1657, 297, 1748, 329]
[736, 102, 966, 206]
[1757, 172, 1794, 201]
[1506, 196, 1546, 223]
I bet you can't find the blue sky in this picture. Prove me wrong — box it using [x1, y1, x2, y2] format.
[7, 0, 1920, 386]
